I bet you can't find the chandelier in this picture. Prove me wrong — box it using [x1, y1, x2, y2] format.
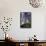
[29, 0, 43, 8]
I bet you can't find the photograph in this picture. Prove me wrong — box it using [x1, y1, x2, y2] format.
[20, 12, 31, 28]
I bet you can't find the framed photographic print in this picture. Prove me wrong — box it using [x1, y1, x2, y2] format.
[20, 12, 31, 28]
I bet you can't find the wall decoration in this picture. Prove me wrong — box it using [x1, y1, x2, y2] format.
[0, 17, 12, 39]
[29, 0, 43, 8]
[20, 12, 31, 28]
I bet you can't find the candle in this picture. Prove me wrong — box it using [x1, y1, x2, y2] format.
[6, 34, 8, 38]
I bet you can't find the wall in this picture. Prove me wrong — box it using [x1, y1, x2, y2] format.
[0, 0, 46, 40]
[44, 15, 46, 40]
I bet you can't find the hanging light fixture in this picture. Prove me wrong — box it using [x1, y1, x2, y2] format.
[29, 0, 43, 8]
